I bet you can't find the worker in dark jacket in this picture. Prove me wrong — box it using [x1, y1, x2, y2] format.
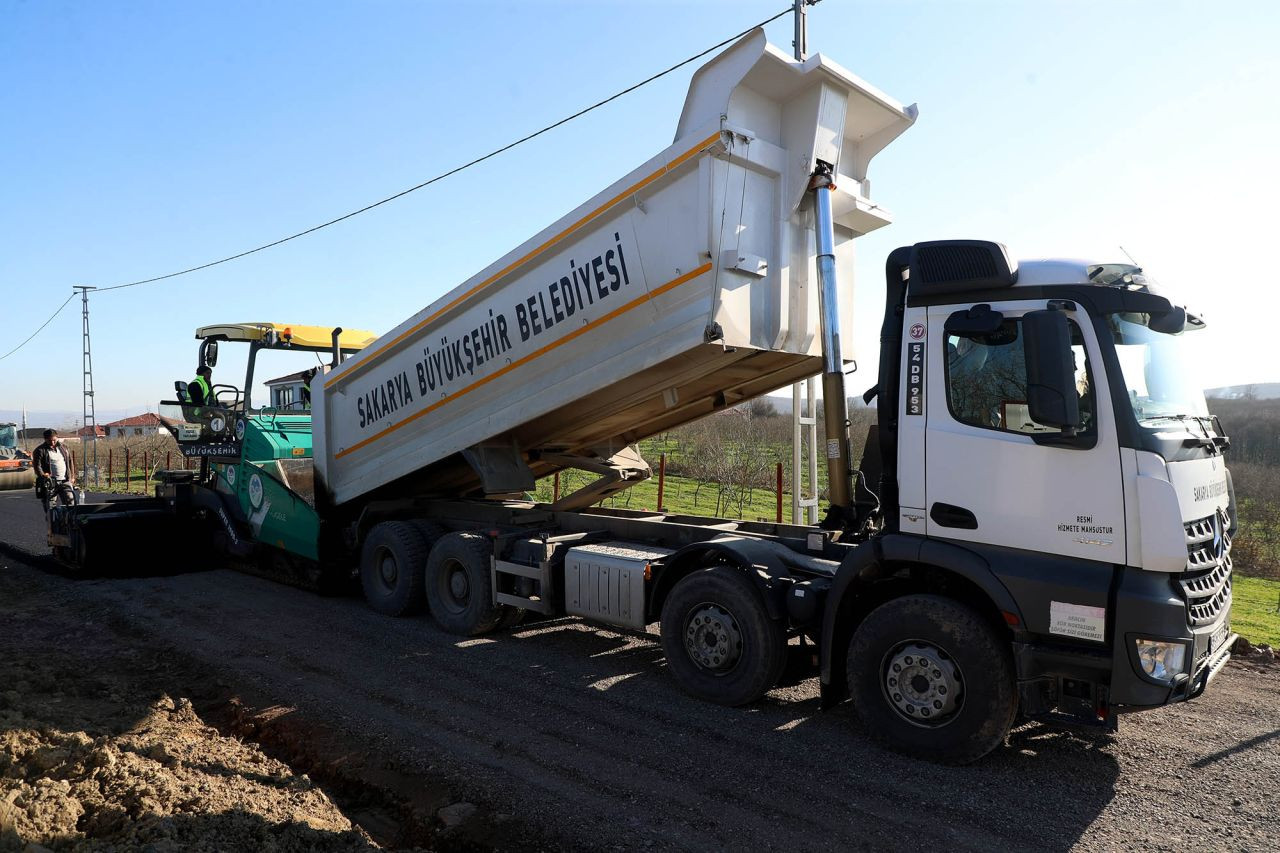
[188, 365, 213, 405]
[32, 428, 76, 524]
[301, 367, 317, 410]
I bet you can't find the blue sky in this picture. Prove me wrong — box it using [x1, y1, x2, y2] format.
[2, 0, 1277, 425]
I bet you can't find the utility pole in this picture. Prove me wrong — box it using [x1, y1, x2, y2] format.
[793, 0, 809, 61]
[790, 0, 820, 525]
[74, 286, 99, 488]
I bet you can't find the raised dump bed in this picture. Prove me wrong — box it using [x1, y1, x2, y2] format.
[315, 28, 916, 507]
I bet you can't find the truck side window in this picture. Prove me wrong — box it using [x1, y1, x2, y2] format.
[944, 318, 1095, 435]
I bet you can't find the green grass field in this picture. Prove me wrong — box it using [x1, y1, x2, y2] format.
[1233, 575, 1280, 648]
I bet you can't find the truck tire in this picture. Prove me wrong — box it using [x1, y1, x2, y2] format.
[359, 521, 428, 617]
[407, 519, 448, 550]
[659, 565, 787, 706]
[424, 532, 503, 636]
[846, 594, 1017, 764]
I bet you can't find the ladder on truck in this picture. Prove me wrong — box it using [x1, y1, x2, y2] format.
[792, 377, 819, 524]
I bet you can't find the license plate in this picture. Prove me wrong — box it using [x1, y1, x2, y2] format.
[1209, 622, 1229, 655]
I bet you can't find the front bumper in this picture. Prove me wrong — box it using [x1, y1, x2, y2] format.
[1184, 630, 1235, 701]
[1108, 566, 1234, 708]
[1012, 567, 1233, 719]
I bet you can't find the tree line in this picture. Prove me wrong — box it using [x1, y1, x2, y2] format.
[1210, 397, 1280, 579]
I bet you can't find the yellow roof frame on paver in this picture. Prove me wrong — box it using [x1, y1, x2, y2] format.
[194, 323, 377, 352]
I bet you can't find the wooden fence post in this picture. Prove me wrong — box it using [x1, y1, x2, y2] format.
[124, 449, 130, 493]
[657, 453, 666, 512]
[776, 462, 783, 523]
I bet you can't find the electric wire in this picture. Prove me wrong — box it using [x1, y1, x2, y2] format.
[0, 4, 802, 362]
[0, 293, 76, 362]
[96, 4, 796, 293]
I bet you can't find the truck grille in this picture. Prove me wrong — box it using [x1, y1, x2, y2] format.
[1179, 511, 1232, 627]
[1185, 514, 1230, 571]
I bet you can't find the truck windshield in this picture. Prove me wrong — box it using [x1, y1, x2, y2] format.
[0, 425, 16, 448]
[1104, 312, 1209, 428]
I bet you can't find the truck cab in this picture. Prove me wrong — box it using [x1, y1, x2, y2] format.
[854, 240, 1234, 735]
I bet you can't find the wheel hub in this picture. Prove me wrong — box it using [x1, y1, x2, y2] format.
[882, 641, 963, 727]
[448, 568, 470, 601]
[378, 553, 397, 586]
[684, 604, 742, 672]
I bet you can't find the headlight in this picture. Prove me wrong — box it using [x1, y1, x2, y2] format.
[1135, 639, 1187, 682]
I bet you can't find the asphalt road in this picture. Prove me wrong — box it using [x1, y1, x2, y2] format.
[1, 490, 1278, 851]
[0, 488, 134, 554]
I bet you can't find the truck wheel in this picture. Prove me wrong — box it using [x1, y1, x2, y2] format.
[407, 519, 448, 550]
[659, 565, 786, 706]
[425, 532, 503, 636]
[846, 594, 1016, 764]
[359, 521, 428, 616]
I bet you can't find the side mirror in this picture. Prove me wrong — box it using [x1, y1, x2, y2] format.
[1148, 306, 1187, 334]
[1022, 309, 1081, 432]
[200, 339, 219, 368]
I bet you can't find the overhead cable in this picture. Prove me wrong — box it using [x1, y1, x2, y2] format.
[0, 5, 799, 362]
[0, 293, 77, 362]
[96, 4, 794, 293]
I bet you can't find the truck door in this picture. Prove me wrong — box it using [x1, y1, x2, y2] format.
[922, 300, 1125, 564]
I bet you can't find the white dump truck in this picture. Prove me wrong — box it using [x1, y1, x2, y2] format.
[61, 29, 1236, 763]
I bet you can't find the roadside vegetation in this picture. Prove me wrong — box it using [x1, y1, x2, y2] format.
[1233, 576, 1280, 648]
[1210, 395, 1280, 581]
[532, 398, 876, 523]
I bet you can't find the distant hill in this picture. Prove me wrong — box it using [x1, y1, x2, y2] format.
[1206, 383, 1280, 400]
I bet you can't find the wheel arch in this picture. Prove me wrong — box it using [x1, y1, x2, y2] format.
[820, 535, 1024, 704]
[648, 537, 795, 623]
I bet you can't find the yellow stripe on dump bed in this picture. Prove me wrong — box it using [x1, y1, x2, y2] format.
[334, 130, 723, 386]
[334, 261, 713, 460]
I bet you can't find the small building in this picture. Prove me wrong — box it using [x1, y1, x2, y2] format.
[264, 370, 310, 410]
[76, 424, 107, 439]
[103, 413, 163, 438]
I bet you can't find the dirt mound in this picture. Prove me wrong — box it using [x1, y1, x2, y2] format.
[0, 680, 374, 852]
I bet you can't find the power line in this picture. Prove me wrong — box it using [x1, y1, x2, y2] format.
[97, 4, 795, 293]
[0, 292, 76, 362]
[0, 5, 800, 362]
